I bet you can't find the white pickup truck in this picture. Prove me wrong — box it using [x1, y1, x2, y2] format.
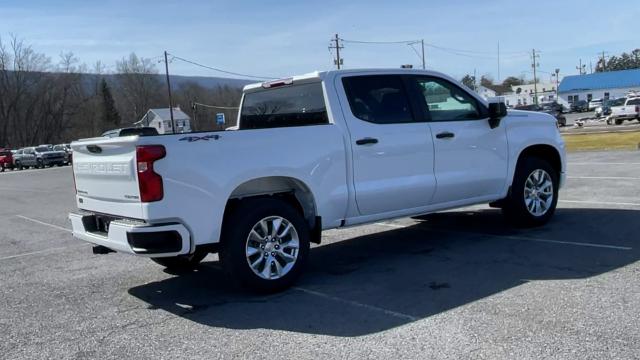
[69, 69, 566, 292]
[608, 96, 640, 125]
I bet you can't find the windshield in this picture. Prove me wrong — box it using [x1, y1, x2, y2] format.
[35, 146, 50, 152]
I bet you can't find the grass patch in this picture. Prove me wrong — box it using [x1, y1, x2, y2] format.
[563, 131, 640, 151]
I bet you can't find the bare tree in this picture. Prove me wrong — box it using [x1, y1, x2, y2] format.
[114, 53, 163, 122]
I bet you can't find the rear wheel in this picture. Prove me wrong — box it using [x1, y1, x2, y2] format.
[220, 198, 310, 293]
[615, 119, 624, 125]
[151, 248, 209, 271]
[502, 157, 559, 227]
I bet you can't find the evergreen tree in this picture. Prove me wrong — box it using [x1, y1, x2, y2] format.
[100, 78, 121, 127]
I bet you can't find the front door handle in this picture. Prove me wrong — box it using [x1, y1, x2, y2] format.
[436, 132, 455, 139]
[356, 137, 379, 145]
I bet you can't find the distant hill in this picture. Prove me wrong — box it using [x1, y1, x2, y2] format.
[165, 74, 256, 89]
[98, 73, 255, 90]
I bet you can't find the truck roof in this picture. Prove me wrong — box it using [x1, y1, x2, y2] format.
[242, 68, 452, 92]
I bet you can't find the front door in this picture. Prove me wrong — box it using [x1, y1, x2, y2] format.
[410, 76, 508, 204]
[338, 74, 436, 216]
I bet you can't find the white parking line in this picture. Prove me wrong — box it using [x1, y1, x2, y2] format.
[560, 199, 640, 207]
[0, 245, 86, 261]
[0, 166, 70, 175]
[568, 176, 640, 180]
[15, 215, 72, 233]
[374, 222, 632, 251]
[293, 287, 418, 321]
[569, 162, 640, 166]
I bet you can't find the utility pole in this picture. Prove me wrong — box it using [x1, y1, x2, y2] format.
[329, 34, 343, 69]
[531, 49, 540, 105]
[421, 39, 425, 70]
[554, 68, 560, 102]
[600, 51, 608, 72]
[163, 50, 176, 134]
[497, 41, 500, 84]
[576, 59, 586, 75]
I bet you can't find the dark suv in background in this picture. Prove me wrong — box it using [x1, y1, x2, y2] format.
[570, 100, 589, 112]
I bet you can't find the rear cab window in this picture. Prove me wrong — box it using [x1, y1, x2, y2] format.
[239, 82, 329, 129]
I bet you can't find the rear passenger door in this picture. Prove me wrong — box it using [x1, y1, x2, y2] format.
[339, 74, 436, 216]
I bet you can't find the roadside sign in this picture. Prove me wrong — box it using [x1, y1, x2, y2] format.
[216, 113, 225, 125]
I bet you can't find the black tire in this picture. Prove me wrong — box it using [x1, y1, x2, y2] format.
[220, 198, 310, 293]
[502, 157, 559, 227]
[615, 119, 624, 125]
[37, 159, 44, 168]
[151, 247, 209, 271]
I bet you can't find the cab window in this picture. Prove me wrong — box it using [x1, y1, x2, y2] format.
[413, 77, 485, 121]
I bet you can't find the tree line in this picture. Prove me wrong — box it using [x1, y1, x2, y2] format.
[0, 35, 242, 148]
[596, 49, 640, 73]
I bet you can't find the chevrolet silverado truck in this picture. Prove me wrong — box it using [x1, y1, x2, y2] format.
[69, 69, 566, 292]
[607, 96, 640, 125]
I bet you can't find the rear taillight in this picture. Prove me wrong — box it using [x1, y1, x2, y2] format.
[136, 145, 166, 202]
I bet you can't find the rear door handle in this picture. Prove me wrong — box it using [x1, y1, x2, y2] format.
[356, 137, 379, 145]
[436, 132, 455, 139]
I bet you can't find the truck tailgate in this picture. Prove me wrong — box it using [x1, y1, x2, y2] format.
[71, 136, 144, 219]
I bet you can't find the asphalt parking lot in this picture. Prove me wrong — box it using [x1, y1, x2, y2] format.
[1, 151, 639, 359]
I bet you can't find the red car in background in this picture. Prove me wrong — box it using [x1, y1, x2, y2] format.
[0, 149, 14, 172]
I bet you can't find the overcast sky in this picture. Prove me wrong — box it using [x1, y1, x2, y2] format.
[1, 0, 639, 82]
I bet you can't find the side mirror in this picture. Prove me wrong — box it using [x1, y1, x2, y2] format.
[488, 102, 507, 129]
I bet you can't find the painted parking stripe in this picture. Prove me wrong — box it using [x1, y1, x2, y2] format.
[559, 199, 640, 207]
[0, 245, 86, 261]
[0, 166, 70, 175]
[569, 162, 640, 166]
[293, 287, 418, 321]
[568, 176, 640, 180]
[15, 215, 72, 233]
[374, 222, 632, 251]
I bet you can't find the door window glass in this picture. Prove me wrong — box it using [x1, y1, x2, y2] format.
[414, 77, 483, 121]
[342, 75, 414, 124]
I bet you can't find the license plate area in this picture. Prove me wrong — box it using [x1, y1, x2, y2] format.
[82, 214, 118, 236]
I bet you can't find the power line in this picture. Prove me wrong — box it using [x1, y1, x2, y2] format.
[167, 53, 277, 80]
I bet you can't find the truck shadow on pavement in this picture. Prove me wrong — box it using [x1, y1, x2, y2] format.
[128, 208, 639, 337]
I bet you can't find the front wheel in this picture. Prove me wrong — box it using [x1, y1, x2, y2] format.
[220, 198, 310, 293]
[502, 157, 559, 227]
[37, 159, 44, 168]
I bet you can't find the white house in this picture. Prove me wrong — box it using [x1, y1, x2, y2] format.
[475, 85, 497, 99]
[135, 107, 192, 134]
[558, 69, 640, 108]
[507, 83, 557, 107]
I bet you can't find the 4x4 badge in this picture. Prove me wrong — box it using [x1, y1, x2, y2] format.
[179, 134, 220, 142]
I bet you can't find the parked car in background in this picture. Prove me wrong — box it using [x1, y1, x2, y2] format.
[570, 100, 589, 113]
[14, 146, 67, 169]
[596, 98, 622, 118]
[12, 148, 33, 169]
[53, 144, 72, 164]
[0, 149, 14, 171]
[588, 98, 602, 111]
[540, 103, 567, 127]
[514, 103, 566, 127]
[607, 97, 640, 125]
